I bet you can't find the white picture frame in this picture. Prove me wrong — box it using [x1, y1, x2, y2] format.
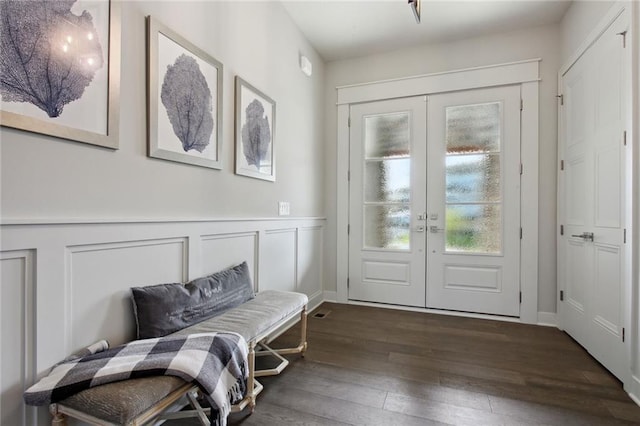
[147, 16, 223, 169]
[0, 0, 121, 149]
[234, 76, 276, 182]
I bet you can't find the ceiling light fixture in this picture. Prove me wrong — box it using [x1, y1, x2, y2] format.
[408, 0, 421, 23]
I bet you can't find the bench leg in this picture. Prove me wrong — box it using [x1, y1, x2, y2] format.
[51, 414, 66, 426]
[248, 340, 256, 413]
[300, 307, 308, 357]
[50, 405, 67, 426]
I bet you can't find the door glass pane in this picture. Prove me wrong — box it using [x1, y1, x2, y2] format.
[365, 159, 410, 202]
[445, 101, 502, 254]
[446, 154, 500, 203]
[364, 205, 410, 250]
[446, 103, 500, 153]
[365, 113, 410, 158]
[363, 110, 412, 251]
[446, 205, 501, 253]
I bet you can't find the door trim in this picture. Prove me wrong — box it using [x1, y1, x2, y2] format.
[336, 61, 540, 324]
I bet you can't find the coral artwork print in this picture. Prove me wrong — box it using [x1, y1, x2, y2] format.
[0, 0, 104, 118]
[241, 99, 271, 169]
[160, 53, 214, 153]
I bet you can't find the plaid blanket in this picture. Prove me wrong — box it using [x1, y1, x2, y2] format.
[24, 332, 248, 426]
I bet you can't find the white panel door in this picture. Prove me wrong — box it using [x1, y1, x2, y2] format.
[561, 49, 591, 346]
[348, 97, 427, 307]
[559, 12, 628, 381]
[426, 86, 521, 316]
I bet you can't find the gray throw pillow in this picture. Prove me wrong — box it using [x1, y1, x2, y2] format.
[131, 261, 255, 339]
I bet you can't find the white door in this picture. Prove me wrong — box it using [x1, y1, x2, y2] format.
[426, 86, 521, 316]
[559, 12, 628, 381]
[348, 97, 427, 307]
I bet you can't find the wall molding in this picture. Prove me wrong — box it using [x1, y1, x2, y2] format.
[0, 216, 326, 226]
[336, 59, 540, 105]
[0, 217, 325, 424]
[265, 228, 297, 234]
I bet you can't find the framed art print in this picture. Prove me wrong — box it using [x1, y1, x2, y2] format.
[235, 76, 276, 181]
[0, 0, 121, 149]
[147, 16, 222, 169]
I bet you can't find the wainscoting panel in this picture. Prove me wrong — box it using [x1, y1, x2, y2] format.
[0, 217, 324, 425]
[0, 250, 36, 426]
[261, 229, 297, 293]
[67, 238, 188, 352]
[297, 226, 323, 299]
[201, 232, 258, 290]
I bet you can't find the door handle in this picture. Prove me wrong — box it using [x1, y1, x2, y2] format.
[414, 226, 425, 233]
[430, 226, 445, 233]
[571, 232, 594, 242]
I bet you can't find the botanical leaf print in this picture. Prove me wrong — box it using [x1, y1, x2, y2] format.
[161, 53, 214, 153]
[241, 99, 270, 169]
[0, 0, 104, 117]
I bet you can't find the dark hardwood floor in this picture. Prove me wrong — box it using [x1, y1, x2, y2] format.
[180, 302, 640, 425]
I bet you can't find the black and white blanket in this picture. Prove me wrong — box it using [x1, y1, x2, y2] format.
[24, 332, 248, 426]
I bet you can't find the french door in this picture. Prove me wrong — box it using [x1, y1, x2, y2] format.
[348, 97, 427, 307]
[558, 11, 628, 381]
[426, 86, 521, 316]
[348, 86, 522, 317]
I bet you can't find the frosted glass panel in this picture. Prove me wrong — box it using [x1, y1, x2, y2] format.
[446, 103, 500, 154]
[364, 205, 410, 250]
[446, 205, 501, 253]
[365, 113, 409, 158]
[446, 154, 500, 203]
[365, 159, 410, 202]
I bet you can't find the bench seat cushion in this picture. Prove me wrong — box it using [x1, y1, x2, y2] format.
[58, 376, 186, 424]
[170, 290, 308, 341]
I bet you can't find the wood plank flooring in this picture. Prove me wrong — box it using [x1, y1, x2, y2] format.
[175, 302, 640, 425]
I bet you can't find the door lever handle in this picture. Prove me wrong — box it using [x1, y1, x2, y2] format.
[430, 226, 445, 233]
[571, 232, 594, 242]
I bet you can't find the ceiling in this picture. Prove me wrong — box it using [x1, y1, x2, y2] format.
[280, 0, 572, 62]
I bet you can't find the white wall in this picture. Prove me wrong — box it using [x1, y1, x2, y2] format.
[560, 0, 616, 62]
[323, 23, 561, 314]
[0, 1, 325, 221]
[0, 1, 327, 424]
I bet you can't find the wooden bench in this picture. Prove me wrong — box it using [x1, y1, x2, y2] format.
[49, 290, 308, 425]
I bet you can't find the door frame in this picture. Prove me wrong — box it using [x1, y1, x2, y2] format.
[335, 59, 540, 324]
[557, 1, 635, 394]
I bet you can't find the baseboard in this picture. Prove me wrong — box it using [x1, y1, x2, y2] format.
[629, 375, 640, 407]
[307, 291, 324, 313]
[537, 311, 557, 327]
[323, 291, 337, 302]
